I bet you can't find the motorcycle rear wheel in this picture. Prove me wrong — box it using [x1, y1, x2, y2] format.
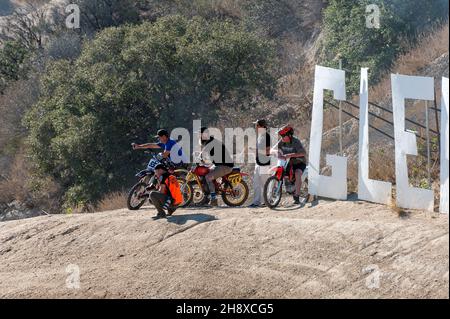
[222, 180, 249, 207]
[189, 181, 210, 206]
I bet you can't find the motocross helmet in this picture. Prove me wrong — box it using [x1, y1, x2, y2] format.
[278, 125, 294, 137]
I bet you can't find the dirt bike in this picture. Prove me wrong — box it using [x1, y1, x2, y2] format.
[127, 153, 192, 210]
[183, 162, 250, 207]
[263, 158, 309, 209]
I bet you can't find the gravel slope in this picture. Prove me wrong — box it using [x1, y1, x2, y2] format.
[0, 199, 448, 299]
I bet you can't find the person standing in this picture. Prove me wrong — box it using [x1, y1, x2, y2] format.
[249, 119, 272, 208]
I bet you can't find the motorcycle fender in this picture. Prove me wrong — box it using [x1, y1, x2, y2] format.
[275, 167, 283, 180]
[186, 172, 195, 182]
[187, 173, 202, 187]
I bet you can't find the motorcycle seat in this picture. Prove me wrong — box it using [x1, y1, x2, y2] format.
[232, 167, 241, 173]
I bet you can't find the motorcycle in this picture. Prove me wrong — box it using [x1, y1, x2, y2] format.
[263, 158, 309, 209]
[183, 162, 250, 207]
[127, 153, 192, 210]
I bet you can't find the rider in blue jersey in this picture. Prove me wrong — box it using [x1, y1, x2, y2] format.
[132, 129, 189, 166]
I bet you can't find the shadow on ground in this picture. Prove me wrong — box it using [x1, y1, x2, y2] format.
[167, 213, 217, 225]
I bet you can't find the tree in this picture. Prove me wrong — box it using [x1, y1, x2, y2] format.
[73, 0, 140, 33]
[321, 0, 449, 94]
[0, 40, 29, 93]
[321, 0, 401, 94]
[25, 16, 277, 207]
[384, 0, 449, 37]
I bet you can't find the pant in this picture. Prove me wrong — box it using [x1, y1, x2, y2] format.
[150, 191, 169, 216]
[252, 164, 271, 205]
[206, 165, 233, 194]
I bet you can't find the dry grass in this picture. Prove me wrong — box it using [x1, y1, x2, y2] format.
[96, 191, 128, 212]
[211, 0, 242, 18]
[0, 153, 28, 204]
[0, 76, 40, 154]
[368, 148, 396, 184]
[0, 150, 62, 212]
[370, 23, 449, 103]
[10, 0, 48, 8]
[389, 201, 412, 218]
[322, 23, 449, 134]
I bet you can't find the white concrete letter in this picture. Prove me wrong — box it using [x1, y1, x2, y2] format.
[392, 74, 434, 211]
[440, 77, 449, 214]
[358, 68, 392, 204]
[308, 65, 347, 200]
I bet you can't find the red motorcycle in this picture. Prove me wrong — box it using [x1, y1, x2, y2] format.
[263, 158, 309, 209]
[183, 163, 250, 207]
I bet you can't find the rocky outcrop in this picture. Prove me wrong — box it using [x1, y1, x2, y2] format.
[0, 200, 43, 222]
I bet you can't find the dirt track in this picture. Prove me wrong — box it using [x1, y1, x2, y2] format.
[0, 199, 448, 299]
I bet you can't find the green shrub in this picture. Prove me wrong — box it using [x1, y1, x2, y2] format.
[321, 0, 449, 95]
[0, 41, 29, 93]
[73, 0, 140, 32]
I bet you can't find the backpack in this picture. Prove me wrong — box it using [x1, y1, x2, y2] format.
[164, 175, 183, 206]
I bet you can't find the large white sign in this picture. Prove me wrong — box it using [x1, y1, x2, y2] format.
[308, 66, 348, 200]
[440, 77, 449, 214]
[309, 66, 448, 212]
[358, 68, 392, 205]
[391, 74, 435, 211]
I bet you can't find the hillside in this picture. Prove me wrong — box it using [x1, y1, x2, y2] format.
[0, 200, 448, 299]
[317, 23, 449, 193]
[0, 0, 448, 302]
[1, 0, 449, 215]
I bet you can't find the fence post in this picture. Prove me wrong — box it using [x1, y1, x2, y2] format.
[434, 89, 441, 154]
[425, 101, 431, 186]
[338, 59, 343, 155]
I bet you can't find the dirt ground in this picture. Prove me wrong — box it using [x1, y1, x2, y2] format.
[0, 198, 448, 299]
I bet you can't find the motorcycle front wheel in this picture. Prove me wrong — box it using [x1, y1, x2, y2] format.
[127, 182, 148, 210]
[189, 181, 210, 206]
[264, 176, 283, 209]
[178, 178, 193, 208]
